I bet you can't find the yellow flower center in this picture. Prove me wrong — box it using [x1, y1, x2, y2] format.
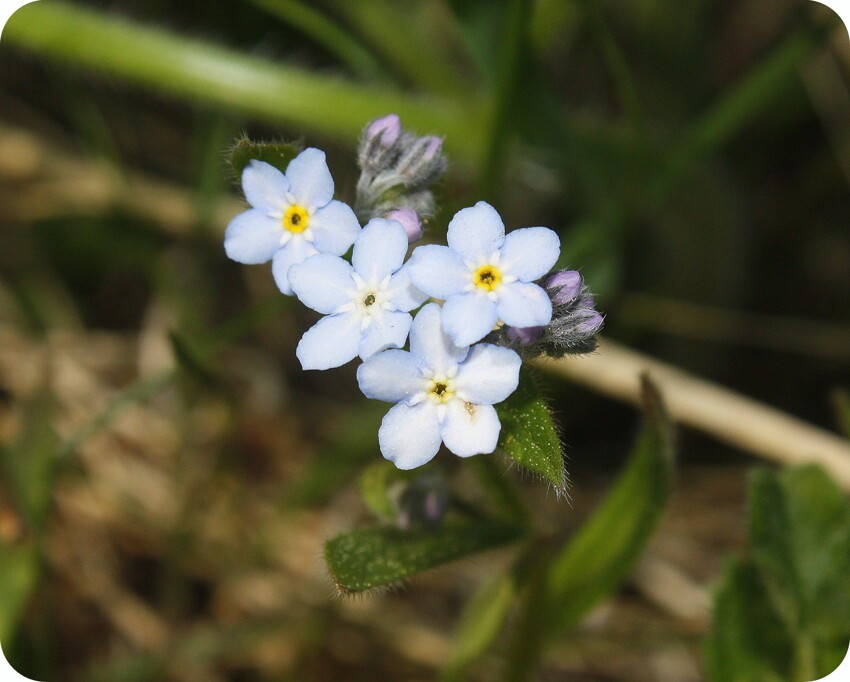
[473, 264, 502, 292]
[283, 205, 309, 233]
[427, 377, 454, 404]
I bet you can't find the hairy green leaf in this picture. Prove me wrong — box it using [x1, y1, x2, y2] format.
[325, 519, 523, 594]
[228, 137, 302, 181]
[496, 371, 565, 494]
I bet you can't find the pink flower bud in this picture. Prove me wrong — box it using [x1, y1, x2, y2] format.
[385, 208, 423, 244]
[545, 270, 582, 305]
[365, 114, 401, 147]
[506, 325, 544, 345]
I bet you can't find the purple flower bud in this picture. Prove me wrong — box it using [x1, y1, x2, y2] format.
[421, 135, 443, 161]
[365, 114, 401, 147]
[385, 208, 423, 244]
[545, 270, 583, 306]
[579, 293, 595, 309]
[576, 310, 604, 335]
[506, 325, 544, 345]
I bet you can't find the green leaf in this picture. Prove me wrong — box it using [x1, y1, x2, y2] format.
[227, 137, 302, 180]
[705, 560, 792, 682]
[496, 370, 565, 494]
[505, 376, 675, 680]
[324, 519, 523, 594]
[705, 465, 850, 682]
[545, 376, 674, 628]
[0, 540, 39, 646]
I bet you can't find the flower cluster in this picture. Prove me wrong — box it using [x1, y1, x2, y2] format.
[224, 116, 604, 470]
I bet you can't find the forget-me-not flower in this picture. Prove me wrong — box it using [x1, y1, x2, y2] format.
[357, 303, 521, 469]
[289, 218, 428, 370]
[224, 149, 361, 295]
[407, 201, 560, 346]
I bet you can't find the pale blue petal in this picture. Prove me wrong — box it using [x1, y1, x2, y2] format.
[386, 265, 429, 312]
[289, 254, 354, 314]
[271, 238, 318, 295]
[499, 227, 560, 282]
[286, 147, 334, 209]
[440, 401, 500, 458]
[359, 311, 412, 360]
[224, 209, 283, 264]
[442, 292, 498, 347]
[409, 303, 468, 372]
[242, 160, 289, 213]
[455, 344, 521, 405]
[447, 201, 505, 263]
[352, 218, 408, 283]
[407, 245, 468, 299]
[496, 282, 552, 328]
[309, 200, 361, 255]
[296, 312, 361, 370]
[379, 401, 442, 470]
[357, 349, 425, 403]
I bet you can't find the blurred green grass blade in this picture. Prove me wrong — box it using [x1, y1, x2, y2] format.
[496, 371, 565, 495]
[1, 395, 59, 529]
[704, 560, 791, 682]
[444, 0, 509, 86]
[441, 568, 517, 681]
[544, 376, 674, 631]
[4, 1, 484, 162]
[245, 0, 384, 80]
[467, 456, 529, 523]
[479, 0, 530, 198]
[324, 519, 524, 593]
[228, 137, 303, 180]
[0, 540, 39, 646]
[331, 0, 470, 97]
[652, 24, 825, 203]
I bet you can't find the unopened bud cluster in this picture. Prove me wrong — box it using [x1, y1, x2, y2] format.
[355, 114, 447, 241]
[496, 270, 604, 358]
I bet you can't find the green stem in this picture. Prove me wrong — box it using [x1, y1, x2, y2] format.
[4, 1, 485, 162]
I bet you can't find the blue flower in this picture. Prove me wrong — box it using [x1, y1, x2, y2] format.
[357, 303, 521, 469]
[224, 149, 361, 295]
[289, 218, 428, 370]
[407, 201, 560, 346]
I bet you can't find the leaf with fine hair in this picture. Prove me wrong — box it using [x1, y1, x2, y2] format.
[228, 137, 303, 181]
[495, 371, 565, 495]
[324, 519, 524, 594]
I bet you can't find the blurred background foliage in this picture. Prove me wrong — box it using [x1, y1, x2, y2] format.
[1, 0, 850, 679]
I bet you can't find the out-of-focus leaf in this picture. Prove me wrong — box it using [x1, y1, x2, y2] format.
[0, 540, 39, 646]
[705, 465, 850, 682]
[4, 2, 485, 162]
[324, 519, 523, 593]
[506, 376, 674, 680]
[444, 0, 510, 85]
[441, 568, 517, 681]
[228, 137, 302, 180]
[496, 371, 565, 495]
[544, 376, 674, 631]
[705, 561, 791, 682]
[359, 461, 414, 520]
